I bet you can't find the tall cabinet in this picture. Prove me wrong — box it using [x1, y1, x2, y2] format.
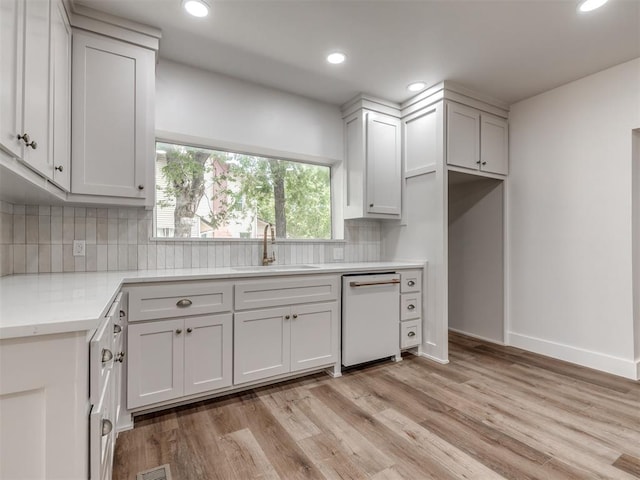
[381, 82, 510, 361]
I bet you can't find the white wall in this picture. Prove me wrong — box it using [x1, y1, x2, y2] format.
[633, 130, 640, 378]
[155, 59, 343, 163]
[508, 58, 640, 379]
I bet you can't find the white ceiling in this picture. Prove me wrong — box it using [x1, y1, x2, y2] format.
[74, 0, 640, 106]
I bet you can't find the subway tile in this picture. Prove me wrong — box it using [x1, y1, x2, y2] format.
[107, 245, 118, 271]
[213, 244, 222, 267]
[51, 216, 62, 244]
[74, 217, 86, 241]
[74, 207, 86, 217]
[63, 244, 74, 272]
[107, 219, 118, 245]
[86, 244, 97, 272]
[96, 218, 108, 244]
[223, 244, 230, 266]
[38, 215, 50, 244]
[26, 205, 38, 215]
[13, 244, 25, 274]
[38, 244, 51, 273]
[165, 243, 175, 269]
[118, 219, 128, 244]
[74, 255, 86, 272]
[147, 243, 157, 269]
[38, 205, 50, 216]
[137, 245, 148, 270]
[12, 214, 25, 244]
[13, 204, 25, 215]
[156, 243, 165, 269]
[127, 219, 137, 244]
[97, 245, 108, 271]
[118, 245, 128, 270]
[62, 216, 75, 244]
[108, 208, 119, 219]
[86, 217, 97, 244]
[0, 201, 13, 214]
[127, 208, 138, 219]
[127, 246, 137, 270]
[191, 243, 199, 267]
[26, 244, 38, 273]
[86, 208, 97, 218]
[51, 244, 63, 272]
[0, 245, 12, 276]
[96, 208, 108, 219]
[63, 206, 74, 217]
[25, 215, 38, 244]
[174, 243, 184, 269]
[137, 219, 150, 245]
[183, 243, 192, 268]
[199, 244, 208, 268]
[118, 208, 128, 219]
[1, 212, 13, 244]
[51, 206, 63, 217]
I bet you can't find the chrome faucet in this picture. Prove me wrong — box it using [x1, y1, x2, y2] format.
[262, 223, 276, 266]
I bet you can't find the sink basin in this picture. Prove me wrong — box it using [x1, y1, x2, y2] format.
[231, 265, 319, 272]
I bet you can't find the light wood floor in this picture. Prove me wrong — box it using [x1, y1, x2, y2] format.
[113, 332, 640, 479]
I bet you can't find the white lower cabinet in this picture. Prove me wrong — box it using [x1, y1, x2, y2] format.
[127, 313, 232, 409]
[234, 302, 338, 385]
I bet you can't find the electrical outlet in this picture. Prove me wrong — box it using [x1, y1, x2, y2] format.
[333, 246, 344, 261]
[73, 240, 86, 257]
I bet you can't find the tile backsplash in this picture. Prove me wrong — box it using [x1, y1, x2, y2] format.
[0, 201, 381, 276]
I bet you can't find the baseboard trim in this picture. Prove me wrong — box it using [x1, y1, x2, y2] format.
[418, 351, 449, 365]
[635, 358, 640, 381]
[449, 328, 505, 346]
[509, 332, 638, 380]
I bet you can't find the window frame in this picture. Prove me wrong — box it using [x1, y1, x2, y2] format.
[152, 131, 344, 241]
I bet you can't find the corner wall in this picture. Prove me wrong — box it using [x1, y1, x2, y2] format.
[508, 58, 640, 379]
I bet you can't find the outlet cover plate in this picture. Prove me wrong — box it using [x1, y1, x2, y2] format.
[73, 240, 86, 257]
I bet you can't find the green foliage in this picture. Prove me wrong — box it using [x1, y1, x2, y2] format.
[156, 142, 332, 239]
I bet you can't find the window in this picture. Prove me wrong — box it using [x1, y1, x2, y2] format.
[155, 141, 332, 239]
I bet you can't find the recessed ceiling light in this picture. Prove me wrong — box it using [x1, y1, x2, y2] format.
[183, 0, 210, 17]
[577, 0, 608, 12]
[407, 82, 427, 92]
[326, 52, 346, 65]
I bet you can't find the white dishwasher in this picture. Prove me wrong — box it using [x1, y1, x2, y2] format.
[342, 273, 400, 367]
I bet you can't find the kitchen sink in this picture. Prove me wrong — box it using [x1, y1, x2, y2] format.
[231, 264, 319, 272]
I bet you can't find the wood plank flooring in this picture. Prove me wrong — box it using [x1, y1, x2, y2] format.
[113, 332, 640, 479]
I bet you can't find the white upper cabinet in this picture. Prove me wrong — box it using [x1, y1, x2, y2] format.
[446, 101, 508, 176]
[72, 30, 155, 201]
[403, 102, 442, 177]
[343, 104, 402, 219]
[49, 0, 71, 190]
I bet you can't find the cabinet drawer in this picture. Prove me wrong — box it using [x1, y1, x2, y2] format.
[128, 281, 232, 321]
[400, 270, 422, 293]
[90, 311, 115, 406]
[400, 319, 421, 349]
[400, 293, 421, 321]
[235, 275, 340, 310]
[89, 370, 114, 480]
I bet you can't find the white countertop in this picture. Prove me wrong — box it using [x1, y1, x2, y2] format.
[0, 261, 424, 340]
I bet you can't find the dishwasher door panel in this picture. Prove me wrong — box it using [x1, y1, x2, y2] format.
[342, 274, 400, 366]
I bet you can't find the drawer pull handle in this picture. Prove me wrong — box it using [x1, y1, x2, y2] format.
[101, 348, 113, 363]
[113, 324, 122, 334]
[176, 299, 192, 308]
[102, 419, 113, 436]
[350, 279, 400, 287]
[119, 310, 125, 318]
[407, 331, 416, 337]
[407, 280, 415, 287]
[407, 304, 415, 310]
[187, 328, 193, 333]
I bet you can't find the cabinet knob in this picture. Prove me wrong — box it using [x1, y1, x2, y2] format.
[407, 280, 415, 287]
[102, 419, 113, 436]
[54, 165, 63, 172]
[285, 315, 290, 320]
[113, 324, 122, 334]
[176, 299, 192, 308]
[101, 348, 113, 363]
[17, 133, 36, 148]
[407, 304, 415, 310]
[292, 314, 298, 319]
[476, 160, 481, 165]
[115, 352, 125, 363]
[369, 203, 374, 208]
[138, 185, 144, 190]
[176, 329, 182, 334]
[482, 161, 487, 165]
[187, 327, 193, 333]
[407, 331, 416, 337]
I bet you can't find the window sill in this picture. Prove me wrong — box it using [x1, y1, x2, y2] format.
[149, 237, 346, 243]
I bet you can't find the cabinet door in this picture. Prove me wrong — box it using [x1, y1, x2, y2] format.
[184, 314, 232, 396]
[446, 102, 480, 170]
[127, 319, 184, 409]
[290, 302, 338, 372]
[72, 31, 154, 198]
[0, 0, 23, 158]
[480, 114, 508, 175]
[49, 0, 70, 190]
[404, 103, 442, 177]
[234, 307, 290, 385]
[22, 0, 51, 176]
[366, 112, 401, 216]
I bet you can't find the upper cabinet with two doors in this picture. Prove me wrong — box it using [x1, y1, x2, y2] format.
[0, 2, 160, 207]
[0, 0, 71, 190]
